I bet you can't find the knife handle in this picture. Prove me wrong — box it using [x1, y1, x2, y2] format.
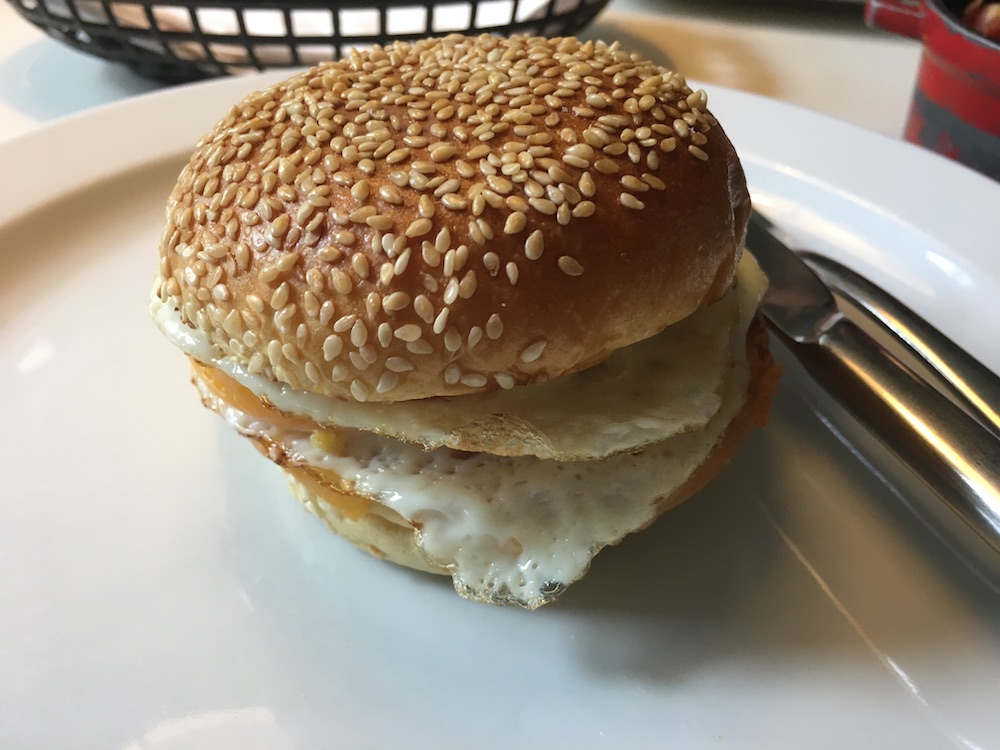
[784, 318, 1000, 554]
[801, 251, 1000, 439]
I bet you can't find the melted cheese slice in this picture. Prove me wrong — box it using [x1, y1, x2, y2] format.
[191, 255, 767, 608]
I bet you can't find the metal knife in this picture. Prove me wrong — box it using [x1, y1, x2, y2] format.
[800, 251, 1000, 439]
[744, 211, 1000, 555]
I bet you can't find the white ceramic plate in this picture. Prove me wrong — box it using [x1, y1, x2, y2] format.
[2, 69, 1000, 749]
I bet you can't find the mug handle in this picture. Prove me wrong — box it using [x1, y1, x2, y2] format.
[864, 0, 926, 38]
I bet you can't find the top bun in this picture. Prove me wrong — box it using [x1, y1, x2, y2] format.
[154, 34, 750, 402]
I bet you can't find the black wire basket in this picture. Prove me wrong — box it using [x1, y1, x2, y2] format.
[7, 0, 610, 82]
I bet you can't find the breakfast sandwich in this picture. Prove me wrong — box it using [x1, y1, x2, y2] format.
[151, 34, 779, 608]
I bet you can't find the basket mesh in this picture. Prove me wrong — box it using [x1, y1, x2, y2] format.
[7, 0, 609, 81]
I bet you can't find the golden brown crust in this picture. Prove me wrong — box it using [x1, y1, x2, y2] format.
[274, 318, 778, 577]
[154, 35, 749, 403]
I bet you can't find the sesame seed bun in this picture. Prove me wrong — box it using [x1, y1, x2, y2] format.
[154, 34, 750, 403]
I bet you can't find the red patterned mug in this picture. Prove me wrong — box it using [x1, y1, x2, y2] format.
[866, 0, 1000, 180]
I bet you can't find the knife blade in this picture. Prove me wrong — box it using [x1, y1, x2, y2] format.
[744, 212, 842, 344]
[744, 211, 1000, 556]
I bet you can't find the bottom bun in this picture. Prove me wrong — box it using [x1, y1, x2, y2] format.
[285, 468, 443, 576]
[280, 316, 779, 588]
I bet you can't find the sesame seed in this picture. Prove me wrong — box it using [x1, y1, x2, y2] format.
[373, 140, 395, 160]
[468, 326, 483, 349]
[382, 291, 410, 313]
[460, 373, 487, 388]
[322, 334, 343, 361]
[418, 194, 435, 218]
[505, 262, 519, 285]
[528, 197, 557, 216]
[414, 294, 434, 323]
[270, 282, 290, 310]
[351, 254, 370, 279]
[620, 193, 645, 210]
[350, 180, 370, 203]
[495, 373, 515, 390]
[520, 339, 548, 363]
[483, 251, 501, 276]
[430, 143, 457, 162]
[405, 217, 433, 238]
[594, 158, 619, 174]
[331, 269, 353, 295]
[441, 194, 468, 211]
[394, 324, 422, 342]
[350, 379, 369, 401]
[524, 181, 545, 199]
[376, 322, 393, 348]
[349, 206, 377, 223]
[334, 314, 356, 333]
[386, 356, 414, 372]
[434, 227, 450, 254]
[621, 175, 649, 192]
[379, 262, 395, 286]
[481, 189, 504, 209]
[687, 89, 708, 109]
[659, 137, 678, 152]
[246, 294, 265, 313]
[270, 214, 290, 238]
[558, 255, 585, 276]
[688, 144, 709, 161]
[320, 301, 335, 326]
[394, 247, 412, 275]
[386, 148, 410, 164]
[458, 270, 478, 298]
[506, 195, 529, 213]
[367, 214, 394, 231]
[486, 174, 513, 194]
[642, 173, 666, 190]
[350, 319, 368, 347]
[407, 339, 434, 355]
[525, 230, 544, 260]
[376, 372, 399, 394]
[433, 179, 461, 197]
[486, 313, 503, 340]
[433, 307, 450, 335]
[504, 211, 527, 234]
[379, 184, 403, 204]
